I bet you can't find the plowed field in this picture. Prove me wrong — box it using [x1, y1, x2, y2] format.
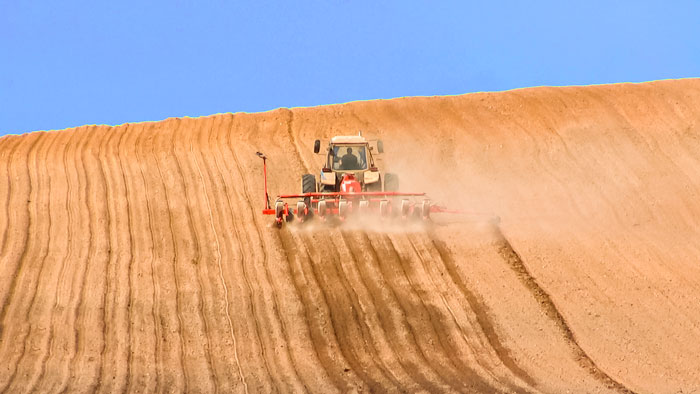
[2, 79, 700, 393]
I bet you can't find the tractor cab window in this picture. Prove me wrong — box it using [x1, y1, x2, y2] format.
[331, 145, 367, 171]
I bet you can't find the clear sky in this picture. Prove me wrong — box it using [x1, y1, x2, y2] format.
[1, 1, 698, 135]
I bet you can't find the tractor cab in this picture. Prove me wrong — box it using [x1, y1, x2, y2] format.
[329, 144, 369, 171]
[314, 134, 385, 192]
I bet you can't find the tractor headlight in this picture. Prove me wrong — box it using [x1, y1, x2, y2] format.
[320, 170, 335, 185]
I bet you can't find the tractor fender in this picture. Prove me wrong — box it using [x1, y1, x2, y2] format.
[364, 169, 380, 184]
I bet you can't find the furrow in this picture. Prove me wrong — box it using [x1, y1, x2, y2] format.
[23, 130, 72, 393]
[282, 111, 459, 391]
[222, 115, 330, 391]
[381, 233, 496, 391]
[280, 111, 387, 391]
[188, 134, 248, 394]
[122, 123, 159, 393]
[337, 230, 425, 391]
[41, 128, 81, 393]
[0, 136, 22, 257]
[195, 117, 284, 391]
[334, 230, 418, 390]
[300, 230, 395, 391]
[51, 127, 91, 393]
[0, 134, 42, 376]
[0, 132, 52, 393]
[62, 125, 110, 392]
[156, 118, 216, 392]
[139, 122, 194, 392]
[92, 125, 117, 393]
[167, 119, 247, 392]
[5, 131, 59, 393]
[494, 228, 634, 394]
[96, 124, 134, 393]
[407, 232, 534, 393]
[356, 231, 451, 392]
[276, 227, 360, 392]
[417, 232, 537, 390]
[166, 118, 249, 392]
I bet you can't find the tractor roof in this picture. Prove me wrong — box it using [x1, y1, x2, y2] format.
[330, 135, 367, 144]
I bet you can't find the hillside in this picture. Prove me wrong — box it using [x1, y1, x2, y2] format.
[1, 79, 700, 393]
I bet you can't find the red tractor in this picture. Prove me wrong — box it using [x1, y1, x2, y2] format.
[258, 134, 442, 226]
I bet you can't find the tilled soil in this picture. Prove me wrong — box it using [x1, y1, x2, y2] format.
[1, 79, 700, 393]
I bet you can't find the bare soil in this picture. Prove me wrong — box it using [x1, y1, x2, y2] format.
[1, 78, 700, 393]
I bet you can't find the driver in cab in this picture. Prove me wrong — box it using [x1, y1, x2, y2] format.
[340, 147, 359, 170]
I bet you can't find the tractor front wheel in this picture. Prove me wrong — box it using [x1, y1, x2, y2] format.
[384, 173, 399, 192]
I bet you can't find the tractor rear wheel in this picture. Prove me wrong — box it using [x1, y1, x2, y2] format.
[365, 177, 382, 192]
[338, 200, 349, 219]
[384, 173, 399, 192]
[302, 174, 316, 209]
[302, 174, 316, 194]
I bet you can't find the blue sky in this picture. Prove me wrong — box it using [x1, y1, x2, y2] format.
[1, 1, 698, 135]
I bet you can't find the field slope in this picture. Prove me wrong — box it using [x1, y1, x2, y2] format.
[1, 78, 700, 393]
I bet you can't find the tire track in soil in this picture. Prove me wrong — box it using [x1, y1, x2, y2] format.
[99, 124, 135, 393]
[162, 119, 219, 392]
[282, 112, 426, 391]
[357, 231, 457, 392]
[276, 228, 361, 392]
[122, 123, 159, 393]
[64, 126, 111, 392]
[134, 125, 166, 393]
[5, 131, 60, 393]
[196, 117, 288, 392]
[57, 126, 93, 393]
[198, 118, 276, 391]
[339, 108, 522, 391]
[492, 227, 635, 394]
[330, 230, 416, 388]
[180, 119, 251, 391]
[0, 133, 42, 373]
[421, 231, 539, 390]
[142, 121, 207, 393]
[33, 129, 100, 391]
[283, 111, 461, 391]
[185, 123, 249, 394]
[164, 118, 216, 392]
[398, 232, 531, 394]
[45, 129, 82, 391]
[378, 233, 498, 392]
[92, 125, 117, 393]
[0, 132, 53, 393]
[299, 229, 397, 391]
[0, 136, 22, 258]
[174, 119, 250, 393]
[334, 229, 427, 391]
[223, 118, 329, 391]
[29, 130, 74, 393]
[344, 231, 452, 392]
[213, 135, 279, 392]
[0, 136, 31, 389]
[55, 126, 94, 393]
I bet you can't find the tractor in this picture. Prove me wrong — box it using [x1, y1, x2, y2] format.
[302, 134, 398, 197]
[258, 134, 437, 226]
